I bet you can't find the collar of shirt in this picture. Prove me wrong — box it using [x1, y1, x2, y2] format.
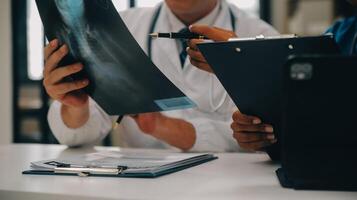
[162, 1, 222, 33]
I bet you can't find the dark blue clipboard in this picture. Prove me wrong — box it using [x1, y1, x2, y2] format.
[197, 35, 340, 160]
[197, 35, 339, 127]
[22, 155, 218, 178]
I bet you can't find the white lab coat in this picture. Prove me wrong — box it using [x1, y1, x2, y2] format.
[48, 0, 279, 152]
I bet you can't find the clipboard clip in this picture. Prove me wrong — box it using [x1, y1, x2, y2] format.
[255, 34, 265, 40]
[231, 34, 299, 53]
[229, 34, 298, 42]
[54, 166, 127, 177]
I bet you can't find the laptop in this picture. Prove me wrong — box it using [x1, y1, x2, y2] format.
[277, 55, 357, 190]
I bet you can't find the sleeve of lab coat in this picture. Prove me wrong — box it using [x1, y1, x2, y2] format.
[188, 96, 239, 153]
[189, 116, 238, 152]
[47, 98, 114, 147]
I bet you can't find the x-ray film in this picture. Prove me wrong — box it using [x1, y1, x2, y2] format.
[36, 0, 195, 115]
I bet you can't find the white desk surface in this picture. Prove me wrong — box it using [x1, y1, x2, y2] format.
[0, 144, 355, 200]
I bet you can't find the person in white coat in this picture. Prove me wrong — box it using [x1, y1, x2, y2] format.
[44, 0, 278, 152]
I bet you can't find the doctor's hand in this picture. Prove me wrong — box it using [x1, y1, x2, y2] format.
[43, 39, 89, 108]
[187, 25, 237, 73]
[231, 111, 277, 151]
[43, 39, 90, 129]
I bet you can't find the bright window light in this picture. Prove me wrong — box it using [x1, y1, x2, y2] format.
[27, 0, 44, 80]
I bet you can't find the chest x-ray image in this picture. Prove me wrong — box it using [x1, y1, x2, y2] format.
[36, 0, 195, 115]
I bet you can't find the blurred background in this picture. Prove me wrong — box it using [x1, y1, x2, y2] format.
[0, 0, 355, 145]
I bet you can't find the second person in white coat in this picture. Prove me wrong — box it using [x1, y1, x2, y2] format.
[44, 0, 279, 152]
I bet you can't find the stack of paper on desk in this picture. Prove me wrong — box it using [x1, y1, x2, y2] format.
[23, 151, 217, 178]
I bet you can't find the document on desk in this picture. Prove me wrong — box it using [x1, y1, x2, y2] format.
[35, 0, 195, 115]
[23, 151, 217, 178]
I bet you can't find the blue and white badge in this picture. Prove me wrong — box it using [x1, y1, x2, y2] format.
[155, 97, 196, 111]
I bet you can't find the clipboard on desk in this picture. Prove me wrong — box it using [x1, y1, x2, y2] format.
[22, 151, 217, 178]
[197, 35, 340, 129]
